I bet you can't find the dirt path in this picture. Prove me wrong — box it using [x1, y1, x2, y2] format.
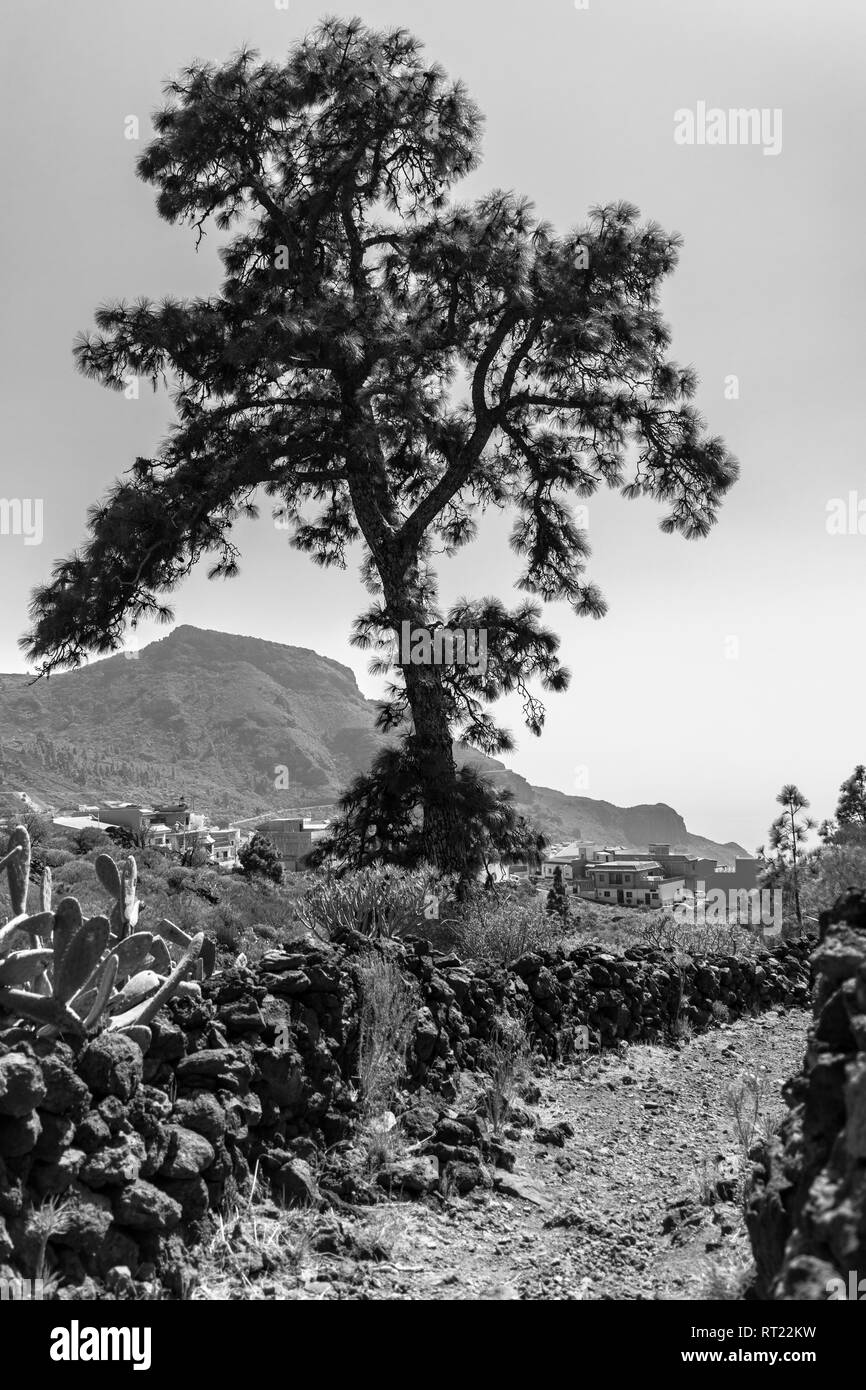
[337, 1009, 808, 1301]
[193, 1009, 809, 1301]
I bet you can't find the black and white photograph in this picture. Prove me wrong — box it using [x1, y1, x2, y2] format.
[0, 0, 863, 1356]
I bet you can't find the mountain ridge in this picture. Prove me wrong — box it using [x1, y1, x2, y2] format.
[0, 625, 748, 862]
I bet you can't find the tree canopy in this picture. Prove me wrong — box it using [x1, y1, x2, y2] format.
[836, 764, 866, 829]
[309, 745, 546, 878]
[23, 18, 738, 871]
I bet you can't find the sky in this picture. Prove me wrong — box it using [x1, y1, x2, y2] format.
[1, 0, 864, 852]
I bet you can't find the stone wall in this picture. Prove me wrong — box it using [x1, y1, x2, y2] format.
[747, 891, 866, 1299]
[0, 931, 811, 1292]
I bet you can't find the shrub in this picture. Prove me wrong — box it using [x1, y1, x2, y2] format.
[636, 913, 764, 960]
[454, 890, 566, 963]
[42, 848, 75, 870]
[170, 893, 207, 937]
[211, 918, 242, 951]
[53, 860, 96, 889]
[74, 827, 113, 854]
[798, 842, 866, 927]
[296, 865, 445, 943]
[237, 834, 283, 884]
[356, 951, 418, 1117]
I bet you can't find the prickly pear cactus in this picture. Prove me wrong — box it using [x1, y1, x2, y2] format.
[0, 826, 214, 1040]
[95, 852, 140, 941]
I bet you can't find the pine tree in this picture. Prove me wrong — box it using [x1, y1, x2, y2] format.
[237, 832, 284, 884]
[546, 864, 570, 920]
[836, 765, 866, 830]
[308, 743, 544, 878]
[21, 19, 737, 874]
[768, 784, 815, 930]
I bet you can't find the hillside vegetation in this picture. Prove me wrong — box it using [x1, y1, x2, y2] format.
[0, 627, 746, 861]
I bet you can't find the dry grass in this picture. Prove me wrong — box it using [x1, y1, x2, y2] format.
[479, 1015, 534, 1135]
[621, 1043, 674, 1080]
[724, 1067, 767, 1155]
[721, 1067, 786, 1220]
[359, 1110, 405, 1173]
[349, 1207, 403, 1263]
[187, 1173, 409, 1300]
[191, 1165, 322, 1300]
[699, 1253, 755, 1301]
[357, 950, 418, 1119]
[693, 1156, 720, 1208]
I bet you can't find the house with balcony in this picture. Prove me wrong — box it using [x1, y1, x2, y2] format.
[578, 859, 686, 908]
[151, 801, 196, 832]
[541, 839, 760, 904]
[98, 799, 199, 835]
[539, 843, 629, 897]
[208, 827, 242, 867]
[151, 823, 207, 854]
[613, 844, 760, 897]
[97, 798, 241, 867]
[540, 842, 618, 881]
[146, 822, 241, 867]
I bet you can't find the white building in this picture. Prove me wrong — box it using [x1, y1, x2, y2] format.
[579, 860, 687, 908]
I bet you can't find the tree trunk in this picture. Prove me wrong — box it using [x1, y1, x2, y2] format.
[400, 656, 468, 876]
[347, 462, 469, 876]
[790, 807, 803, 927]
